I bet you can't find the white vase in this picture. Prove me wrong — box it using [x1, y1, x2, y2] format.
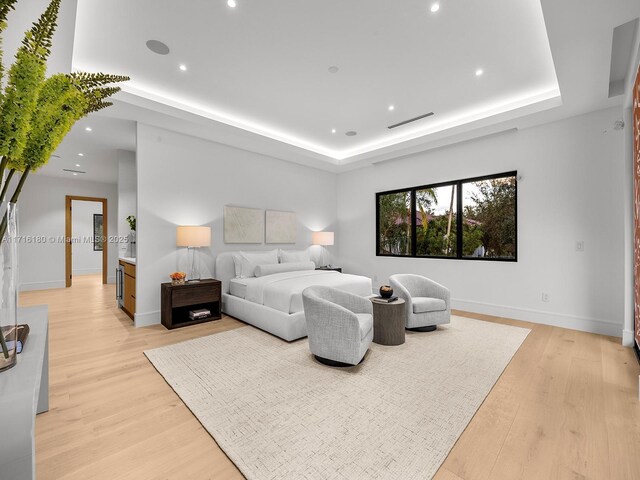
[0, 202, 18, 372]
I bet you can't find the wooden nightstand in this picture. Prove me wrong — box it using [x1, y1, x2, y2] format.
[315, 266, 342, 273]
[161, 279, 222, 329]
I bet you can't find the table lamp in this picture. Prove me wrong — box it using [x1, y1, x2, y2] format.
[312, 231, 334, 267]
[176, 226, 211, 282]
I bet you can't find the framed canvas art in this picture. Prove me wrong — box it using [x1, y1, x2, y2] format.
[224, 206, 264, 244]
[93, 214, 104, 251]
[266, 210, 297, 244]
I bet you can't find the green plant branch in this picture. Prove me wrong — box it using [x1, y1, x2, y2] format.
[0, 0, 129, 365]
[0, 168, 14, 202]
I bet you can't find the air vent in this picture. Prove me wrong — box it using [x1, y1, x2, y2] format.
[388, 112, 434, 130]
[63, 169, 86, 174]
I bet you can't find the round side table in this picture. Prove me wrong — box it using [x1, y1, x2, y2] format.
[371, 298, 406, 346]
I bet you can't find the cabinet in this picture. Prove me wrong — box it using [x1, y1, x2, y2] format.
[120, 260, 136, 320]
[161, 279, 221, 329]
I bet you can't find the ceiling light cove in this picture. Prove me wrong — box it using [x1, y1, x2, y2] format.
[74, 0, 560, 165]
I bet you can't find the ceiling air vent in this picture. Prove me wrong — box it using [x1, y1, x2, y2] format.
[388, 112, 434, 130]
[63, 169, 86, 174]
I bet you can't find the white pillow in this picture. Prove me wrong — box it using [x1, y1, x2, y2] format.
[232, 250, 278, 278]
[279, 249, 311, 263]
[255, 261, 315, 277]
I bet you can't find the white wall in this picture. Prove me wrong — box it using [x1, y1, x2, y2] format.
[136, 124, 338, 327]
[18, 174, 118, 291]
[117, 150, 137, 258]
[71, 200, 103, 275]
[337, 107, 626, 337]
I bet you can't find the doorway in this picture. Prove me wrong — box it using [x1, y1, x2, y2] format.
[65, 195, 108, 287]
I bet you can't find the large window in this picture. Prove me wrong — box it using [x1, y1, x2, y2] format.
[376, 172, 517, 261]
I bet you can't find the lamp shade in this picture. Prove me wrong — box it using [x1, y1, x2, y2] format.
[176, 226, 211, 247]
[312, 231, 334, 246]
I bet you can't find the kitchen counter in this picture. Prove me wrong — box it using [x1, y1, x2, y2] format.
[119, 257, 136, 265]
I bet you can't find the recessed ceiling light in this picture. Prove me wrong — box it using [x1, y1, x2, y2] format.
[85, 127, 92, 132]
[73, 173, 78, 176]
[430, 3, 440, 13]
[331, 129, 336, 134]
[227, 0, 237, 7]
[75, 164, 81, 167]
[388, 105, 395, 111]
[475, 68, 484, 76]
[328, 66, 339, 74]
[179, 64, 187, 72]
[78, 153, 84, 157]
[146, 39, 170, 56]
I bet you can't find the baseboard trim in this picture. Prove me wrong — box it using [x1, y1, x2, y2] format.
[623, 329, 636, 347]
[134, 310, 161, 328]
[19, 280, 66, 292]
[452, 298, 623, 338]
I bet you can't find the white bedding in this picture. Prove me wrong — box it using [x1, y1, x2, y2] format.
[229, 277, 252, 299]
[237, 270, 372, 314]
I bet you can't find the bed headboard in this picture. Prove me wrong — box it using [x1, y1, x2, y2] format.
[215, 252, 237, 294]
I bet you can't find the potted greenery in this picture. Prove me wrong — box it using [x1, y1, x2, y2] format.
[126, 215, 136, 257]
[0, 0, 128, 370]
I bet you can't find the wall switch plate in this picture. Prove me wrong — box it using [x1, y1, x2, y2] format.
[576, 241, 585, 252]
[542, 292, 550, 302]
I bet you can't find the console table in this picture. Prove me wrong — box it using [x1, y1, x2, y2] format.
[0, 306, 49, 480]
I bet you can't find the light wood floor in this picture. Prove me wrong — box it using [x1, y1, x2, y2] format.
[20, 274, 640, 480]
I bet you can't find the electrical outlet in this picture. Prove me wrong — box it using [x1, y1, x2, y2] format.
[542, 292, 550, 303]
[576, 240, 584, 252]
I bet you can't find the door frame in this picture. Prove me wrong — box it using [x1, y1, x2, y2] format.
[65, 195, 108, 287]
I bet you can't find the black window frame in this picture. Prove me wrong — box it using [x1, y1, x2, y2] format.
[376, 171, 517, 262]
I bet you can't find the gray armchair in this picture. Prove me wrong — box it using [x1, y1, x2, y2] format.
[302, 286, 373, 367]
[389, 274, 450, 331]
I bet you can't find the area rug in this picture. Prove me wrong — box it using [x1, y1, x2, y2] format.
[144, 316, 530, 480]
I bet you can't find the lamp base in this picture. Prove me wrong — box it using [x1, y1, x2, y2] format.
[187, 246, 201, 282]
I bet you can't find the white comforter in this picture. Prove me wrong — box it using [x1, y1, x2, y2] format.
[244, 270, 372, 314]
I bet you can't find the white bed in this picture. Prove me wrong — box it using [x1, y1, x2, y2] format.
[216, 252, 373, 341]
